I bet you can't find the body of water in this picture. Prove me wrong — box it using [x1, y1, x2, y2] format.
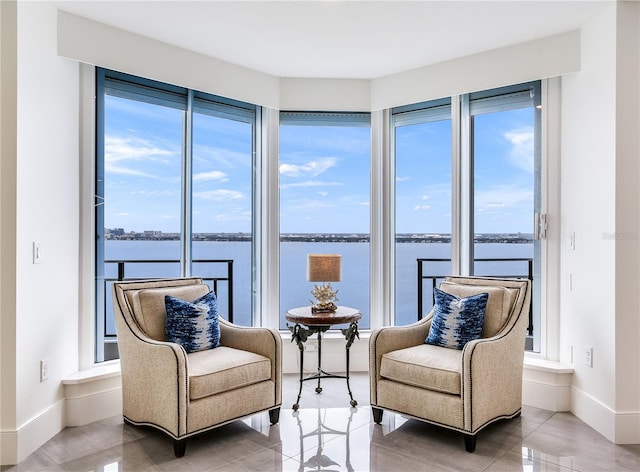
[101, 240, 533, 333]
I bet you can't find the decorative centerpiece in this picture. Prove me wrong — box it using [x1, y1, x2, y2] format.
[307, 254, 341, 314]
[310, 283, 339, 313]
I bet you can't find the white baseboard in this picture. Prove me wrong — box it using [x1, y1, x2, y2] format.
[64, 374, 122, 427]
[613, 410, 640, 444]
[571, 386, 640, 444]
[65, 387, 123, 427]
[1, 399, 65, 465]
[522, 358, 573, 411]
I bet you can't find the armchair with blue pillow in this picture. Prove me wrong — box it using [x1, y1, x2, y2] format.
[369, 276, 531, 452]
[113, 277, 281, 457]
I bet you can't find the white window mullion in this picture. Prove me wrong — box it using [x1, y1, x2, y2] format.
[261, 107, 281, 329]
[370, 109, 391, 329]
[181, 89, 194, 277]
[458, 94, 473, 276]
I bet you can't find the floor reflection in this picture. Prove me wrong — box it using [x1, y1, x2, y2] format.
[294, 408, 357, 472]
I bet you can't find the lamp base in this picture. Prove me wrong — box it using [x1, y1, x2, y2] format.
[311, 302, 337, 314]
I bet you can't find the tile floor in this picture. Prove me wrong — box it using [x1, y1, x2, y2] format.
[3, 373, 640, 471]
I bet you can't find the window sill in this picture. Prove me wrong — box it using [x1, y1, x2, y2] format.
[523, 355, 573, 374]
[62, 360, 121, 385]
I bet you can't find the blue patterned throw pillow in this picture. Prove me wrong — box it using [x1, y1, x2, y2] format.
[165, 291, 220, 353]
[425, 288, 489, 350]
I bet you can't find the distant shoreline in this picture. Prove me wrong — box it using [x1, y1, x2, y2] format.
[104, 232, 534, 244]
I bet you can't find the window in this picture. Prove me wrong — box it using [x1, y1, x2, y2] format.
[92, 70, 545, 362]
[95, 70, 257, 362]
[468, 84, 542, 351]
[392, 100, 452, 326]
[279, 112, 371, 329]
[393, 82, 542, 351]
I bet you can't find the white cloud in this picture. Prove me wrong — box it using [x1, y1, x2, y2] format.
[414, 205, 431, 211]
[279, 157, 337, 177]
[504, 127, 534, 173]
[193, 171, 229, 182]
[317, 191, 328, 197]
[397, 176, 411, 182]
[194, 189, 245, 201]
[105, 165, 157, 178]
[105, 135, 177, 177]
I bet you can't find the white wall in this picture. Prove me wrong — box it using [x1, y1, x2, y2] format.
[0, 0, 19, 464]
[4, 1, 80, 463]
[613, 0, 640, 442]
[560, 1, 640, 443]
[57, 10, 581, 113]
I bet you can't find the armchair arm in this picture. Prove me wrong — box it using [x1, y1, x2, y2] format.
[461, 301, 529, 432]
[115, 313, 189, 438]
[218, 319, 282, 404]
[369, 315, 432, 405]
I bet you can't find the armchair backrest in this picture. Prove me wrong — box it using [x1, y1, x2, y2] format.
[114, 278, 210, 341]
[439, 276, 529, 338]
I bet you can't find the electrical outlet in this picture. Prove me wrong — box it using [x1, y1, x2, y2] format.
[305, 343, 317, 352]
[40, 358, 49, 382]
[585, 346, 593, 368]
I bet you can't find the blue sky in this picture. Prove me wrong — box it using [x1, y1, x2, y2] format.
[104, 96, 534, 235]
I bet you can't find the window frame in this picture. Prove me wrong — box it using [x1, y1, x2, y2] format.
[390, 81, 545, 352]
[93, 68, 259, 362]
[277, 111, 372, 330]
[82, 68, 554, 367]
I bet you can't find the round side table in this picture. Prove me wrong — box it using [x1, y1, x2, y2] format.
[286, 306, 361, 411]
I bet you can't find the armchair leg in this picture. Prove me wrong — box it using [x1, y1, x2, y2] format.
[463, 434, 477, 453]
[269, 407, 281, 425]
[173, 439, 187, 458]
[372, 407, 383, 424]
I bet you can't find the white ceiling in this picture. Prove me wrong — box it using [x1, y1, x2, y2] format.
[54, 0, 609, 80]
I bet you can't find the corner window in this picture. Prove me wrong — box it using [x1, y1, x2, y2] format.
[393, 82, 542, 352]
[95, 70, 257, 362]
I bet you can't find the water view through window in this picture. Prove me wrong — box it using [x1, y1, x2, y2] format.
[96, 70, 542, 362]
[279, 113, 371, 329]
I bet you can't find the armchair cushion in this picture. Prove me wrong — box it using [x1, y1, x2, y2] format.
[165, 291, 220, 353]
[380, 344, 462, 395]
[188, 346, 271, 400]
[439, 282, 517, 337]
[425, 288, 488, 349]
[130, 284, 211, 340]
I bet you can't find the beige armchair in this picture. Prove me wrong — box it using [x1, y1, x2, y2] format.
[370, 276, 531, 452]
[113, 277, 282, 457]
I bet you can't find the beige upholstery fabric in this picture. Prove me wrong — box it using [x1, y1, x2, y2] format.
[128, 284, 210, 341]
[370, 276, 531, 447]
[112, 278, 282, 447]
[188, 346, 271, 400]
[438, 282, 517, 338]
[380, 344, 462, 395]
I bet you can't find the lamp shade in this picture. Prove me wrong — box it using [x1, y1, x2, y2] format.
[307, 254, 341, 282]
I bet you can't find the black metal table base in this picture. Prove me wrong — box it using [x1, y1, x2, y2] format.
[288, 322, 360, 411]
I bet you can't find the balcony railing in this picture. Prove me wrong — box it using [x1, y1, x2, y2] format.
[102, 259, 234, 338]
[417, 257, 534, 337]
